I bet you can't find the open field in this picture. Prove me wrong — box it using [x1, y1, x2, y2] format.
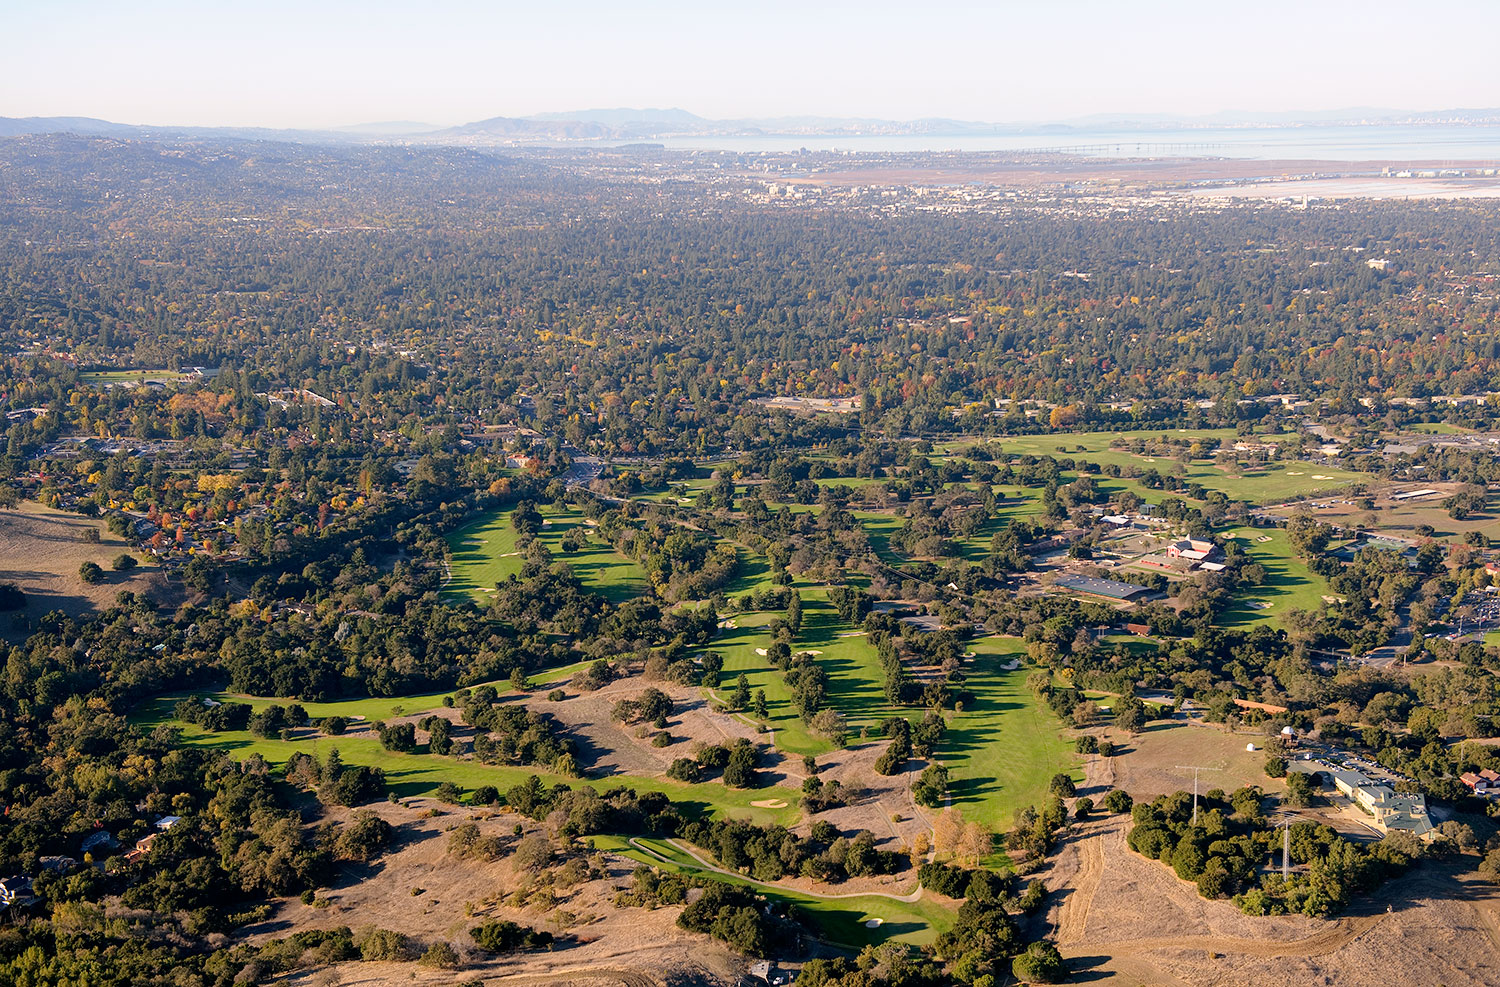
[1219, 527, 1334, 627]
[0, 501, 163, 634]
[942, 637, 1081, 829]
[1083, 717, 1285, 803]
[444, 507, 650, 606]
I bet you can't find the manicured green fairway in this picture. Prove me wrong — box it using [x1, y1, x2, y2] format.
[444, 507, 650, 605]
[594, 835, 949, 948]
[707, 610, 828, 755]
[941, 637, 1081, 829]
[941, 429, 1371, 504]
[707, 586, 907, 756]
[1218, 528, 1334, 627]
[135, 693, 799, 827]
[796, 589, 902, 732]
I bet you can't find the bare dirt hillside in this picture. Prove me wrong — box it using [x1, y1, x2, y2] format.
[256, 798, 743, 987]
[1041, 815, 1500, 986]
[0, 502, 169, 637]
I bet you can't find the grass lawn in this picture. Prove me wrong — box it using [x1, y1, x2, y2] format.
[444, 507, 650, 606]
[134, 694, 800, 827]
[942, 637, 1081, 830]
[1406, 422, 1471, 435]
[1218, 528, 1334, 628]
[593, 835, 950, 949]
[80, 368, 186, 385]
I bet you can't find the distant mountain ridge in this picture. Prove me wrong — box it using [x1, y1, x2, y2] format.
[4, 106, 1500, 145]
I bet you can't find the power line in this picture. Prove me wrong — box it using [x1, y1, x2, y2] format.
[1174, 764, 1222, 826]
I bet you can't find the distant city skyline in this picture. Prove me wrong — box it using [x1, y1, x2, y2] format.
[5, 0, 1499, 129]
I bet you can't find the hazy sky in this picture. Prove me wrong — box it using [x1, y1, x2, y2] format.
[5, 0, 1499, 127]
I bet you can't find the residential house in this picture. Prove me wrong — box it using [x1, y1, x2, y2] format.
[1461, 769, 1500, 794]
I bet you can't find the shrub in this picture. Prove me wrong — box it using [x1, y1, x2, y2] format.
[419, 941, 460, 969]
[470, 920, 553, 953]
[334, 810, 393, 861]
[1012, 941, 1066, 983]
[666, 758, 700, 782]
[0, 582, 24, 611]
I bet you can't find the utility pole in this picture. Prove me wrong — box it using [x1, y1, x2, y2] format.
[1281, 818, 1291, 881]
[1175, 765, 1221, 826]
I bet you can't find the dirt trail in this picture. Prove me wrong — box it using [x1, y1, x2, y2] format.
[479, 969, 659, 987]
[1061, 912, 1386, 961]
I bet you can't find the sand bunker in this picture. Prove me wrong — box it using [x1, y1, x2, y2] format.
[755, 648, 768, 657]
[795, 650, 824, 657]
[1312, 474, 1332, 479]
[865, 918, 884, 928]
[717, 618, 739, 629]
[750, 799, 788, 809]
[1287, 471, 1305, 476]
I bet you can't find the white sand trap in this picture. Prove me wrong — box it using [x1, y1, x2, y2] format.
[1248, 601, 1273, 610]
[498, 551, 520, 557]
[1000, 660, 1021, 671]
[1312, 474, 1332, 479]
[1225, 532, 1240, 539]
[1257, 536, 1272, 543]
[1287, 471, 1304, 476]
[541, 519, 552, 526]
[755, 648, 768, 656]
[962, 652, 976, 659]
[718, 619, 739, 629]
[750, 799, 788, 809]
[796, 650, 824, 657]
[865, 918, 884, 928]
[679, 498, 694, 504]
